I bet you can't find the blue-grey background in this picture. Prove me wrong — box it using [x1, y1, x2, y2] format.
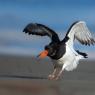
[0, 0, 95, 59]
[0, 1, 95, 95]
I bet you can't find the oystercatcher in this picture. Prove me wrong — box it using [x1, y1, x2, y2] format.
[23, 21, 95, 80]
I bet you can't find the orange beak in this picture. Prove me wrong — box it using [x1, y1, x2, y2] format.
[38, 50, 48, 59]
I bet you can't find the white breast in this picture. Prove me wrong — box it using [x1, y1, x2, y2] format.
[52, 45, 83, 71]
[58, 45, 76, 64]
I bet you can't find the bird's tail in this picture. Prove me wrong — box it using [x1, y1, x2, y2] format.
[76, 50, 88, 58]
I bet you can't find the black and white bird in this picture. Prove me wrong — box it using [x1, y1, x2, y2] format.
[23, 21, 95, 80]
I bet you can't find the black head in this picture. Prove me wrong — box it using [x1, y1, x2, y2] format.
[38, 42, 66, 60]
[45, 42, 66, 60]
[45, 43, 58, 57]
[37, 42, 59, 59]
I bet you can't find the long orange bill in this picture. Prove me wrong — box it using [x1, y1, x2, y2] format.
[37, 50, 48, 59]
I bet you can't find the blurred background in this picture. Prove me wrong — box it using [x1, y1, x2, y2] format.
[0, 0, 95, 95]
[0, 0, 95, 59]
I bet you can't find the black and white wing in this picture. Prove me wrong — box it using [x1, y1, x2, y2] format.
[63, 21, 95, 47]
[23, 23, 60, 43]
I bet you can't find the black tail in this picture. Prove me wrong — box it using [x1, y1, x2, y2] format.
[76, 50, 88, 58]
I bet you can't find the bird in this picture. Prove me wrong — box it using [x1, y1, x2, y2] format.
[23, 21, 95, 80]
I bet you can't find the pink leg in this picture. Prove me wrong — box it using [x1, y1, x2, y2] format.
[48, 68, 61, 80]
[54, 70, 63, 80]
[54, 63, 67, 80]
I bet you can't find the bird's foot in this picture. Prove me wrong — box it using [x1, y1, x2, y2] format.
[48, 74, 56, 80]
[48, 74, 60, 80]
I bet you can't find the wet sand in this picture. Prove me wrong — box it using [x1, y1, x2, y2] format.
[0, 55, 95, 95]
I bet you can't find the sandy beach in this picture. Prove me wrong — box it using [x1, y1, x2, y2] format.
[0, 55, 95, 95]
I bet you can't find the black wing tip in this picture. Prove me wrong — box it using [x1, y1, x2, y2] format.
[23, 28, 27, 33]
[87, 39, 95, 46]
[23, 23, 35, 34]
[81, 38, 95, 46]
[91, 38, 95, 45]
[23, 28, 31, 35]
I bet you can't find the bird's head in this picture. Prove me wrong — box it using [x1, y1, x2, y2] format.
[37, 43, 58, 59]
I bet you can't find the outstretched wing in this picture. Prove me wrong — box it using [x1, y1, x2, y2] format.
[23, 23, 60, 43]
[63, 21, 95, 47]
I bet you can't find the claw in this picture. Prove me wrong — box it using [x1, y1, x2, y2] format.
[48, 74, 60, 80]
[48, 74, 56, 80]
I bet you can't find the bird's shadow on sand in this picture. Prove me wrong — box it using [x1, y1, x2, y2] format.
[0, 75, 47, 79]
